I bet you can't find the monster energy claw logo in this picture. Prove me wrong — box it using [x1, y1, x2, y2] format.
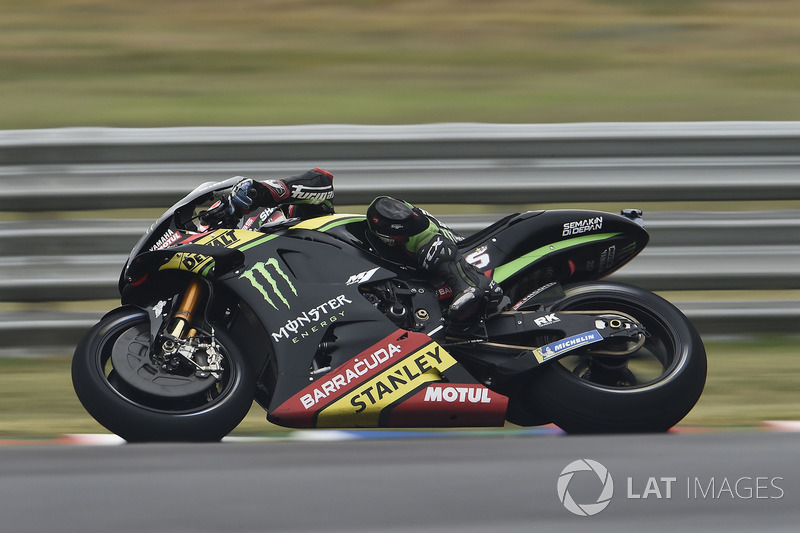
[240, 258, 297, 309]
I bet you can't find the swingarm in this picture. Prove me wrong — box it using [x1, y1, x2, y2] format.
[445, 309, 646, 385]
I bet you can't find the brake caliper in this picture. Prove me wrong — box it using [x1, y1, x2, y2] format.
[161, 336, 224, 380]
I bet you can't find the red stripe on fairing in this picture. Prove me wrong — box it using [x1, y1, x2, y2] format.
[386, 384, 508, 427]
[269, 330, 432, 428]
[178, 232, 209, 245]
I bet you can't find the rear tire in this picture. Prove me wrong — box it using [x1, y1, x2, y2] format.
[524, 282, 706, 434]
[72, 307, 255, 442]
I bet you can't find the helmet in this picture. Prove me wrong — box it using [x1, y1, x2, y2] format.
[366, 196, 428, 244]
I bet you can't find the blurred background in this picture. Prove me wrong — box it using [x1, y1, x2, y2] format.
[3, 0, 800, 127]
[1, 0, 799, 439]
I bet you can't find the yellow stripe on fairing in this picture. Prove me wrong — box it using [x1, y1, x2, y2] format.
[316, 342, 457, 427]
[291, 214, 364, 232]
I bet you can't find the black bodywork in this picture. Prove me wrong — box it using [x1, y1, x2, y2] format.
[116, 180, 649, 427]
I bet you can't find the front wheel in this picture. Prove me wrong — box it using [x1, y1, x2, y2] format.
[72, 307, 255, 442]
[525, 282, 706, 434]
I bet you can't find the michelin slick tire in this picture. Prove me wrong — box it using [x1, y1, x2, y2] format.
[526, 282, 706, 434]
[72, 307, 255, 442]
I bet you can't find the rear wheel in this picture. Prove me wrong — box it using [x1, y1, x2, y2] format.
[72, 307, 255, 442]
[524, 282, 706, 433]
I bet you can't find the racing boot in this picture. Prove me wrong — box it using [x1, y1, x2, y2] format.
[416, 235, 504, 325]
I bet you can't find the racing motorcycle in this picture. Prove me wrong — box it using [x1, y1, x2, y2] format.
[72, 177, 706, 441]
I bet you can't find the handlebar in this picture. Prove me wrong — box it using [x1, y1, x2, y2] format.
[199, 200, 239, 229]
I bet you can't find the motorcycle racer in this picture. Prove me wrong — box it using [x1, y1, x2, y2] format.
[223, 168, 503, 325]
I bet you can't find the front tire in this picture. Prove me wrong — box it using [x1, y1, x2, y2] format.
[525, 282, 706, 434]
[72, 307, 255, 442]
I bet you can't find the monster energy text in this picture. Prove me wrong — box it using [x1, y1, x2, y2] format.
[239, 259, 297, 310]
[271, 294, 353, 344]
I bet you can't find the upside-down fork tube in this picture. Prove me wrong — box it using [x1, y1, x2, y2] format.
[168, 276, 206, 339]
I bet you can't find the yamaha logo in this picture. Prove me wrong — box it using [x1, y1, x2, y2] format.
[557, 459, 614, 516]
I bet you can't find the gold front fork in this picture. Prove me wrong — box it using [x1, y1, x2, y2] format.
[168, 277, 206, 339]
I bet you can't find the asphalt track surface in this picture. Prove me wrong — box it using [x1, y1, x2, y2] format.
[1, 430, 798, 532]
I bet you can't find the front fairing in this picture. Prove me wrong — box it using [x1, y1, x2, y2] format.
[132, 177, 242, 257]
[118, 177, 246, 293]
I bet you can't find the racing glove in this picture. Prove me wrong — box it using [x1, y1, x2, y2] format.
[230, 178, 258, 212]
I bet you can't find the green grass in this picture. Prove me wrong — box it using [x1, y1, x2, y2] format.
[681, 336, 800, 427]
[1, 336, 798, 438]
[3, 0, 800, 128]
